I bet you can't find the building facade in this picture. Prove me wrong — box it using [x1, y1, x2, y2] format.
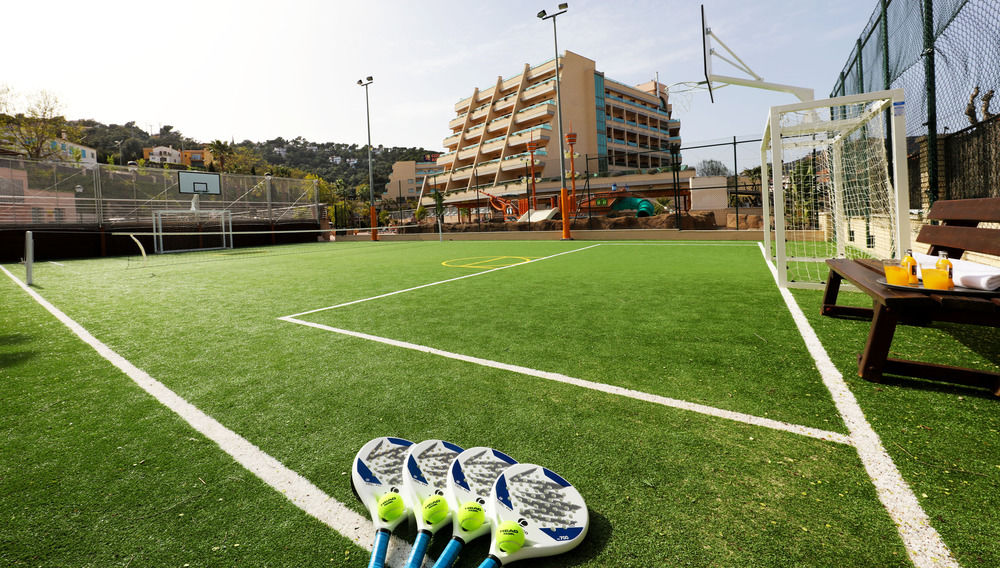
[426, 51, 686, 211]
[49, 137, 98, 165]
[144, 145, 182, 164]
[385, 155, 443, 202]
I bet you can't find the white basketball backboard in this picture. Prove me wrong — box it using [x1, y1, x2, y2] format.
[178, 171, 221, 195]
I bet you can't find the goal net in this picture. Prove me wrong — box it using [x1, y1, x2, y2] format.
[761, 89, 910, 288]
[152, 209, 233, 254]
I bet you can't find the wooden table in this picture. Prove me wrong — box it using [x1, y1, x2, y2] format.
[822, 257, 1000, 395]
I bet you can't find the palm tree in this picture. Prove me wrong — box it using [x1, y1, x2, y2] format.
[207, 140, 232, 172]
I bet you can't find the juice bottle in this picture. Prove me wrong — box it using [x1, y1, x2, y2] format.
[902, 249, 919, 286]
[935, 251, 954, 289]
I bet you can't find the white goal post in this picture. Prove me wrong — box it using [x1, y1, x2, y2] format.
[152, 209, 233, 254]
[761, 89, 910, 289]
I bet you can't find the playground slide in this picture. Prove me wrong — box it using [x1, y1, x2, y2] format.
[611, 197, 655, 217]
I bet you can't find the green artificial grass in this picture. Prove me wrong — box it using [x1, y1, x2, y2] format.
[2, 239, 995, 566]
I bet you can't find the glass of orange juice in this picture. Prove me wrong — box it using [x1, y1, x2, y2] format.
[883, 259, 909, 286]
[921, 266, 951, 290]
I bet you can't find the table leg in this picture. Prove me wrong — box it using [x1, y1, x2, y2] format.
[858, 303, 898, 381]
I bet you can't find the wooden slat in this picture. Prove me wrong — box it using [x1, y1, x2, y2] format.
[916, 225, 1000, 256]
[927, 197, 1000, 222]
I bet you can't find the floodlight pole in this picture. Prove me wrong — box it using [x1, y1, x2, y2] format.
[538, 4, 572, 240]
[358, 77, 378, 241]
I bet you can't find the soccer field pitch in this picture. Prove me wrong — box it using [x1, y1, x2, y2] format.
[2, 240, 998, 568]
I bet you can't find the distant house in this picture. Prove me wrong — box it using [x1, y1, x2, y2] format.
[49, 134, 98, 165]
[329, 155, 342, 164]
[273, 147, 287, 158]
[347, 158, 359, 167]
[143, 145, 182, 164]
[180, 149, 212, 168]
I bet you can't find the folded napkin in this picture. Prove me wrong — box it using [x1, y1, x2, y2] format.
[914, 252, 1000, 291]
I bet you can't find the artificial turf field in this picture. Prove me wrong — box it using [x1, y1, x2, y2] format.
[1, 239, 998, 567]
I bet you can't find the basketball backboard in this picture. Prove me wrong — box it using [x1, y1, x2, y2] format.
[701, 4, 714, 103]
[178, 171, 221, 195]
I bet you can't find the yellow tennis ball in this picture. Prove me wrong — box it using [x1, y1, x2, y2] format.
[376, 492, 404, 522]
[422, 495, 449, 525]
[496, 520, 525, 553]
[456, 501, 485, 531]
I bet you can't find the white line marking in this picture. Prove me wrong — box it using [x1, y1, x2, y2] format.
[756, 242, 958, 568]
[48, 261, 65, 266]
[278, 317, 850, 446]
[285, 244, 600, 318]
[0, 264, 422, 567]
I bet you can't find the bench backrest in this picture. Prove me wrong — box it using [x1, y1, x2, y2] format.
[916, 197, 1000, 259]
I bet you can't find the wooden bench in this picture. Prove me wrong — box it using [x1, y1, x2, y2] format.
[821, 197, 1000, 396]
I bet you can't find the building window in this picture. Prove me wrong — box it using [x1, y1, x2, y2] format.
[32, 208, 43, 223]
[81, 150, 87, 158]
[54, 208, 65, 223]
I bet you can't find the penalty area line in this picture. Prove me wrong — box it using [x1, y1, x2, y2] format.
[0, 264, 423, 568]
[279, 315, 851, 446]
[757, 242, 957, 568]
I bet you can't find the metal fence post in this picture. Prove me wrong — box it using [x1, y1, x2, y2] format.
[923, 0, 938, 204]
[25, 231, 33, 286]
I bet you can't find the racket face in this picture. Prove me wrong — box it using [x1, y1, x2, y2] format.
[486, 463, 589, 563]
[446, 447, 518, 539]
[402, 439, 464, 532]
[352, 436, 414, 530]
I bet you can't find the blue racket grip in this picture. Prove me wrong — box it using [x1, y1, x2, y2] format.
[368, 529, 391, 568]
[404, 530, 432, 568]
[430, 537, 465, 568]
[476, 555, 502, 568]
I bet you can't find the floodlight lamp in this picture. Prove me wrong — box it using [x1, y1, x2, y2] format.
[357, 79, 363, 85]
[537, 9, 547, 18]
[265, 172, 272, 179]
[366, 76, 373, 82]
[558, 3, 568, 9]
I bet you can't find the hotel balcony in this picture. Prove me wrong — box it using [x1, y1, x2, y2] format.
[449, 113, 468, 129]
[521, 78, 556, 102]
[437, 152, 456, 167]
[514, 100, 555, 125]
[442, 133, 461, 148]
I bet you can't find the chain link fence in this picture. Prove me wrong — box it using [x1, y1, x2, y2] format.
[831, 0, 1000, 204]
[0, 158, 320, 227]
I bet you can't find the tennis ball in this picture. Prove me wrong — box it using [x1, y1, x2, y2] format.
[496, 520, 525, 553]
[456, 501, 485, 531]
[422, 495, 449, 525]
[377, 492, 404, 522]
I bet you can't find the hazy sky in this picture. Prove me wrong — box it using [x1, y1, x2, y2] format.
[6, 0, 875, 150]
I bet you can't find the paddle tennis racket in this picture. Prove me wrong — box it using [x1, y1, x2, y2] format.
[476, 463, 589, 567]
[401, 439, 465, 568]
[351, 436, 415, 568]
[431, 447, 518, 568]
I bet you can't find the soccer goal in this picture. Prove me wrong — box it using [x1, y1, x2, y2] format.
[761, 88, 910, 289]
[152, 209, 233, 254]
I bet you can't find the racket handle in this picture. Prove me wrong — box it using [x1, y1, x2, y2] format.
[476, 555, 502, 568]
[404, 530, 432, 568]
[368, 529, 391, 568]
[430, 536, 465, 568]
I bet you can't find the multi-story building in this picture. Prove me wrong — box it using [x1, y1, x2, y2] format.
[142, 146, 213, 168]
[143, 145, 182, 164]
[385, 154, 443, 202]
[49, 135, 98, 165]
[180, 148, 212, 168]
[424, 50, 690, 214]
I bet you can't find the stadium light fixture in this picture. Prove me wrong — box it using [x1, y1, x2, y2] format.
[537, 3, 572, 239]
[357, 76, 378, 241]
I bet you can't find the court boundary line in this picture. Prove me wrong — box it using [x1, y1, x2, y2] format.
[0, 264, 423, 568]
[756, 242, 957, 568]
